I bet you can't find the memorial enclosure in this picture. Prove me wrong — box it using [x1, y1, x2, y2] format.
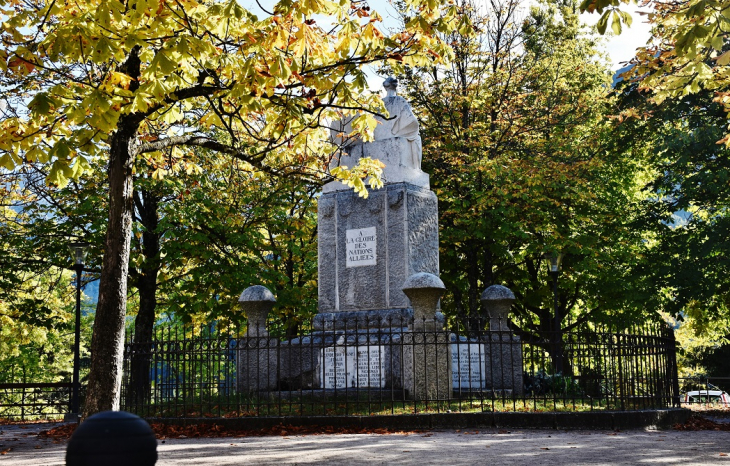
[0, 77, 683, 422]
[113, 79, 681, 420]
[7, 0, 729, 425]
[0, 78, 680, 419]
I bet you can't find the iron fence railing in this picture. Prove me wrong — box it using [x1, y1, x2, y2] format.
[0, 383, 73, 420]
[120, 317, 680, 418]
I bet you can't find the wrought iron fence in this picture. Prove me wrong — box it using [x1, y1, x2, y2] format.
[0, 383, 73, 420]
[120, 316, 680, 418]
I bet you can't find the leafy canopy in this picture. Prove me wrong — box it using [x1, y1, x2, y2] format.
[580, 0, 730, 144]
[398, 0, 648, 336]
[0, 0, 459, 193]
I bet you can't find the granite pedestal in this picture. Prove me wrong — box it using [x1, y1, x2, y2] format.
[317, 182, 439, 323]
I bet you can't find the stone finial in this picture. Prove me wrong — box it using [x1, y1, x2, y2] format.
[402, 272, 445, 327]
[480, 285, 515, 331]
[238, 285, 276, 337]
[481, 285, 515, 301]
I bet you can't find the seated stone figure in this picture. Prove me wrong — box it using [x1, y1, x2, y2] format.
[330, 77, 423, 171]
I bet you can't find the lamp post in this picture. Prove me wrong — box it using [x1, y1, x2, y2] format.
[67, 241, 89, 422]
[544, 251, 563, 374]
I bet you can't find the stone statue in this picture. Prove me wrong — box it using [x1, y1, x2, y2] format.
[330, 77, 423, 170]
[378, 77, 422, 170]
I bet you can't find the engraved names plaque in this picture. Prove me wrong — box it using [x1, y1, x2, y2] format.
[320, 345, 385, 389]
[346, 227, 377, 268]
[451, 343, 486, 389]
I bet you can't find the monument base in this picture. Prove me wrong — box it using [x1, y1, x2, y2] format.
[238, 327, 522, 400]
[318, 182, 439, 316]
[450, 334, 524, 395]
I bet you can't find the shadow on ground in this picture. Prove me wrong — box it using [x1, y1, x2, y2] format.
[2, 421, 729, 465]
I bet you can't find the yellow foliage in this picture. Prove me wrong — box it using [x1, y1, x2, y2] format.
[0, 0, 458, 194]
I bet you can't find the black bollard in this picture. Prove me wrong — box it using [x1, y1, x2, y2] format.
[66, 411, 157, 466]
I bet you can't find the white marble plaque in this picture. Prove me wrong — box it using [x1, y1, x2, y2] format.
[451, 343, 486, 389]
[320, 345, 385, 389]
[321, 346, 351, 389]
[346, 227, 377, 268]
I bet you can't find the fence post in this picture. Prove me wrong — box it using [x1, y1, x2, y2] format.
[237, 286, 278, 393]
[402, 273, 451, 402]
[667, 325, 681, 408]
[481, 285, 523, 396]
[617, 330, 626, 411]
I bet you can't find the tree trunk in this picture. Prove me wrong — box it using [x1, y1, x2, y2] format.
[465, 240, 480, 335]
[83, 121, 139, 416]
[127, 189, 161, 407]
[83, 50, 142, 417]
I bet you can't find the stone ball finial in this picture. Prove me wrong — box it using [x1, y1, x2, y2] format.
[239, 285, 275, 337]
[238, 285, 276, 304]
[480, 284, 515, 302]
[481, 285, 515, 332]
[402, 272, 445, 328]
[383, 76, 398, 92]
[402, 272, 445, 292]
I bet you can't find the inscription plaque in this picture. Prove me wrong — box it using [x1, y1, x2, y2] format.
[346, 227, 377, 268]
[451, 343, 486, 389]
[320, 345, 385, 389]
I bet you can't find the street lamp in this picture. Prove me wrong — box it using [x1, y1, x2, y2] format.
[544, 251, 563, 374]
[67, 241, 89, 422]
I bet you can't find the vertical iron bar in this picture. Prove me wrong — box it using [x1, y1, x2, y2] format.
[668, 325, 680, 408]
[71, 263, 83, 416]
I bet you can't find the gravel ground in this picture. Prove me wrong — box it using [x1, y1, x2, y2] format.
[1, 423, 730, 465]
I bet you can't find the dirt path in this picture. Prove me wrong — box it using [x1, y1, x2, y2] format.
[1, 423, 729, 465]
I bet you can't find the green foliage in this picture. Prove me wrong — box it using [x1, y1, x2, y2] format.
[612, 55, 730, 374]
[524, 370, 584, 397]
[582, 0, 730, 143]
[664, 311, 729, 378]
[398, 0, 649, 339]
[2, 144, 317, 378]
[156, 151, 319, 335]
[0, 269, 93, 384]
[615, 75, 730, 334]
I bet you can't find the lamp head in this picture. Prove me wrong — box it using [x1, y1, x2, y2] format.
[68, 241, 90, 267]
[543, 251, 563, 274]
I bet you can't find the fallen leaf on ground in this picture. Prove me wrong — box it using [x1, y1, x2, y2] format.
[38, 422, 428, 440]
[38, 423, 76, 439]
[674, 416, 730, 432]
[0, 419, 55, 426]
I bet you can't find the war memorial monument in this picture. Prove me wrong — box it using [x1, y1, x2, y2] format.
[237, 78, 523, 400]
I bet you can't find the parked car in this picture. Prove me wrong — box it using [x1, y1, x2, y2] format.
[683, 390, 730, 405]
